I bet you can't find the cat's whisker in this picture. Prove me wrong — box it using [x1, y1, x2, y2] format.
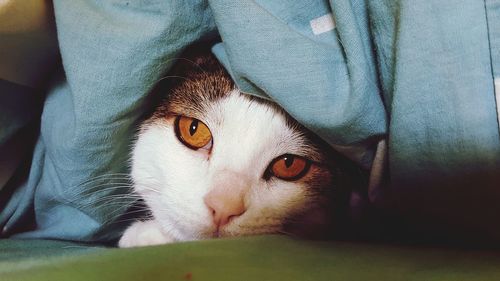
[156, 75, 195, 85]
[78, 187, 137, 199]
[79, 185, 135, 196]
[76, 173, 131, 186]
[87, 198, 138, 205]
[139, 186, 161, 193]
[81, 176, 131, 184]
[104, 218, 145, 225]
[79, 172, 130, 181]
[103, 211, 155, 225]
[43, 180, 131, 203]
[78, 188, 134, 199]
[155, 57, 209, 75]
[74, 181, 133, 195]
[95, 206, 150, 225]
[276, 230, 300, 238]
[75, 194, 141, 209]
[78, 179, 133, 190]
[102, 204, 152, 216]
[103, 207, 145, 222]
[89, 197, 140, 205]
[108, 208, 151, 219]
[77, 182, 134, 193]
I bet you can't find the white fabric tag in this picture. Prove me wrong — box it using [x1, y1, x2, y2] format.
[310, 13, 336, 35]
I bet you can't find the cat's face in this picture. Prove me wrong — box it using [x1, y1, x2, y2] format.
[130, 54, 338, 242]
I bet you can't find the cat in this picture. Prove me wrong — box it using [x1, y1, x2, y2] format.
[118, 44, 365, 248]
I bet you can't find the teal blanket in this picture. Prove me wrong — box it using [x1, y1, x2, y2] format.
[1, 0, 499, 242]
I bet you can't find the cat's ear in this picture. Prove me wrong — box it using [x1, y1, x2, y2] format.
[169, 40, 224, 79]
[146, 40, 225, 113]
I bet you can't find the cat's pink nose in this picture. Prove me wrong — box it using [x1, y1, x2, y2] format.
[204, 172, 248, 228]
[204, 192, 246, 228]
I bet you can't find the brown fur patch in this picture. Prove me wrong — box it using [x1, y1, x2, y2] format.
[149, 47, 234, 123]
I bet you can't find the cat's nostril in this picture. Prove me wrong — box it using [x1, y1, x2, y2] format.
[226, 214, 241, 224]
[213, 208, 245, 228]
[206, 205, 216, 219]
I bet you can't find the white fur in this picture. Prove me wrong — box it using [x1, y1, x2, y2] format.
[119, 220, 175, 248]
[119, 90, 315, 247]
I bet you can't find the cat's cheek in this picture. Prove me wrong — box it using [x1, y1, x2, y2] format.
[118, 220, 176, 248]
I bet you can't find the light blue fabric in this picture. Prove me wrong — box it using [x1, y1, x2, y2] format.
[1, 0, 499, 242]
[375, 0, 500, 182]
[0, 0, 216, 242]
[210, 0, 387, 153]
[369, 0, 500, 237]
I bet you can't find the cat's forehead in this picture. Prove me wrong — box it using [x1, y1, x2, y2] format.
[168, 88, 322, 163]
[148, 55, 324, 162]
[161, 63, 298, 135]
[205, 90, 323, 162]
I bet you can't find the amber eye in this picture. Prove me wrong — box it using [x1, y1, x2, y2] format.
[174, 116, 213, 150]
[268, 154, 311, 181]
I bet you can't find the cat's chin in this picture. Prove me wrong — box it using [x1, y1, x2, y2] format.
[119, 218, 288, 247]
[215, 226, 281, 239]
[182, 224, 280, 240]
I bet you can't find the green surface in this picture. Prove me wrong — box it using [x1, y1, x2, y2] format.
[1, 236, 500, 281]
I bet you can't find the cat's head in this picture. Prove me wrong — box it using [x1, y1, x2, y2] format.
[131, 49, 355, 241]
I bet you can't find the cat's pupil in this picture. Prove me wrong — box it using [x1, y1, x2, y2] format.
[284, 155, 294, 168]
[189, 120, 198, 136]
